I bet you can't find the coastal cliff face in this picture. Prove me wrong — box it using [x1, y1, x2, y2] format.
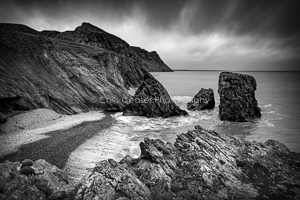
[41, 23, 172, 72]
[218, 71, 261, 122]
[0, 23, 172, 118]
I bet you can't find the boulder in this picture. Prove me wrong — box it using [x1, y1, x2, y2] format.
[76, 126, 300, 199]
[0, 159, 76, 200]
[187, 88, 215, 111]
[218, 71, 261, 122]
[123, 73, 188, 118]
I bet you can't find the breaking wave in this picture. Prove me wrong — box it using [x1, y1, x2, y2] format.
[65, 98, 287, 181]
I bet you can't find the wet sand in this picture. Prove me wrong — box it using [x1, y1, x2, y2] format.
[0, 109, 113, 169]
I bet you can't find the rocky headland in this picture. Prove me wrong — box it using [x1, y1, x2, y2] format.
[1, 22, 299, 200]
[1, 68, 300, 199]
[0, 22, 172, 122]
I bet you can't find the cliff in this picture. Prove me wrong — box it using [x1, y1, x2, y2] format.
[0, 23, 172, 118]
[41, 23, 172, 72]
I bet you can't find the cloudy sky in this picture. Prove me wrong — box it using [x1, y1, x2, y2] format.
[1, 0, 300, 71]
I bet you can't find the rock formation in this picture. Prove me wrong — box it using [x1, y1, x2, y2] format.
[187, 88, 215, 111]
[75, 159, 152, 200]
[123, 73, 188, 118]
[1, 126, 299, 199]
[0, 159, 76, 200]
[0, 23, 172, 119]
[41, 22, 172, 72]
[76, 125, 300, 200]
[218, 71, 261, 122]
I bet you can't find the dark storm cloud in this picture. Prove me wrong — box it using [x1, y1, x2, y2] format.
[1, 0, 300, 70]
[0, 0, 135, 23]
[1, 0, 299, 38]
[145, 0, 300, 44]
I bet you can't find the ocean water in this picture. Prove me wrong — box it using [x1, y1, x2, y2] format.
[150, 71, 300, 152]
[65, 71, 300, 180]
[112, 71, 300, 154]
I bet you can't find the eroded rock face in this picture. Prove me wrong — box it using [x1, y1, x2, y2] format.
[218, 71, 261, 122]
[77, 126, 300, 200]
[123, 73, 188, 118]
[0, 159, 76, 200]
[0, 23, 171, 117]
[41, 22, 172, 73]
[75, 159, 151, 200]
[187, 88, 215, 111]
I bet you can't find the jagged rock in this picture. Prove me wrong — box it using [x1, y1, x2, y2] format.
[187, 88, 215, 111]
[75, 159, 151, 200]
[0, 22, 171, 116]
[0, 159, 76, 200]
[218, 71, 261, 122]
[123, 73, 188, 118]
[79, 126, 300, 199]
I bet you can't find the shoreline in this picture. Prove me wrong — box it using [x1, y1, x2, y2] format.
[0, 111, 114, 169]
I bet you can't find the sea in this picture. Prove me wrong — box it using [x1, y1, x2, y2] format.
[65, 71, 300, 180]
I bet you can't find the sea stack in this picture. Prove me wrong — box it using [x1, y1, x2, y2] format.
[123, 73, 188, 118]
[218, 71, 261, 122]
[187, 88, 215, 111]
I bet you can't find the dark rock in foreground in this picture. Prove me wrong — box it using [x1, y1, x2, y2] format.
[1, 126, 300, 199]
[77, 126, 300, 200]
[0, 159, 76, 200]
[218, 71, 261, 122]
[123, 73, 188, 118]
[187, 88, 215, 111]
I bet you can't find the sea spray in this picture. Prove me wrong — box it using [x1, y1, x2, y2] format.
[64, 99, 287, 181]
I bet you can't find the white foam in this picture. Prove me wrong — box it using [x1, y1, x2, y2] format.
[64, 96, 288, 181]
[65, 125, 141, 181]
[261, 104, 272, 108]
[262, 111, 276, 114]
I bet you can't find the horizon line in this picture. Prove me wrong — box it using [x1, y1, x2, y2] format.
[172, 69, 300, 72]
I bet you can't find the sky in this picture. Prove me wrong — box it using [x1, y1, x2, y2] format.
[1, 0, 300, 71]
